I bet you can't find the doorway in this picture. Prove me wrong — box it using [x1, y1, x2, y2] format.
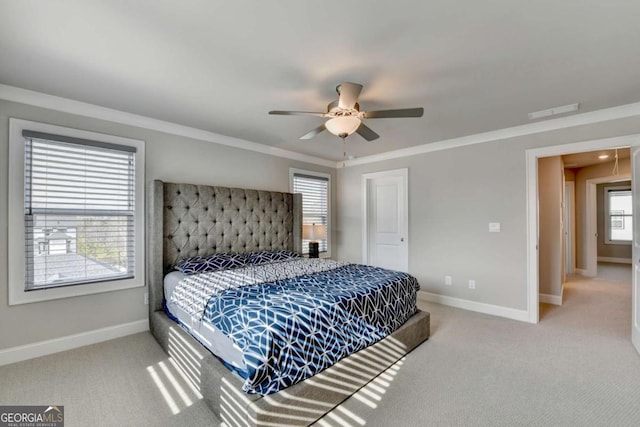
[526, 134, 640, 356]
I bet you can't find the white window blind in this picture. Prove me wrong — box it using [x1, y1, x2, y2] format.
[292, 172, 329, 254]
[23, 130, 136, 290]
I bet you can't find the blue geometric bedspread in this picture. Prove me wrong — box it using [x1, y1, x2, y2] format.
[202, 262, 419, 395]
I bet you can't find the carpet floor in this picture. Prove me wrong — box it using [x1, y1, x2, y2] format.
[1, 275, 639, 426]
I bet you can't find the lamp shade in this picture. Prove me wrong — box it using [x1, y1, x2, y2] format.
[302, 223, 327, 241]
[325, 116, 361, 137]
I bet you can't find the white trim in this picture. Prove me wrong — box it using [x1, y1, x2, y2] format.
[361, 169, 409, 271]
[526, 134, 640, 324]
[4, 85, 640, 172]
[342, 101, 640, 168]
[289, 168, 332, 258]
[585, 175, 631, 276]
[603, 185, 633, 245]
[539, 285, 564, 306]
[8, 119, 146, 305]
[525, 149, 540, 324]
[576, 268, 588, 276]
[417, 291, 530, 323]
[564, 181, 576, 276]
[0, 84, 335, 168]
[0, 319, 149, 366]
[598, 256, 633, 264]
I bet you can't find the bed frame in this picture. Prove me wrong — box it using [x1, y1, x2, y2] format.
[148, 180, 430, 425]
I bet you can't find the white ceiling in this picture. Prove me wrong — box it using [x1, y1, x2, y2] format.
[2, 1, 640, 161]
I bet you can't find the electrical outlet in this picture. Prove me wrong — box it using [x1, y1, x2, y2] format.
[445, 275, 452, 286]
[468, 280, 476, 289]
[144, 292, 149, 305]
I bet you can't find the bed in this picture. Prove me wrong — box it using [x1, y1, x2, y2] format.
[148, 180, 430, 425]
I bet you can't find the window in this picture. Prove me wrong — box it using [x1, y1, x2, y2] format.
[290, 169, 331, 256]
[8, 119, 145, 305]
[604, 186, 632, 245]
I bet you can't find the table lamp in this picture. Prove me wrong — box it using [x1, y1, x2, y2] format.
[302, 223, 326, 258]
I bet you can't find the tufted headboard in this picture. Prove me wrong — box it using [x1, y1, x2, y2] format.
[148, 180, 302, 313]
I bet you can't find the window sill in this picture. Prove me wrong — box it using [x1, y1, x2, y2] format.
[9, 275, 144, 306]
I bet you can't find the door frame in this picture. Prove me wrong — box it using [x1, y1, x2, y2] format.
[362, 168, 409, 270]
[526, 134, 640, 324]
[564, 181, 576, 276]
[584, 175, 631, 277]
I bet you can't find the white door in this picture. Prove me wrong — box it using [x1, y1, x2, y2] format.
[363, 169, 408, 272]
[632, 147, 640, 354]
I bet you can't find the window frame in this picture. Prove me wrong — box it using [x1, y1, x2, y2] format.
[8, 118, 145, 305]
[604, 185, 633, 246]
[289, 168, 331, 258]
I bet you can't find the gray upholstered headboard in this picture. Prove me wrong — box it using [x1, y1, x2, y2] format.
[148, 180, 302, 313]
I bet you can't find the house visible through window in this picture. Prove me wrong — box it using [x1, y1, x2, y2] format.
[23, 131, 136, 289]
[290, 169, 330, 256]
[605, 186, 632, 244]
[9, 118, 145, 305]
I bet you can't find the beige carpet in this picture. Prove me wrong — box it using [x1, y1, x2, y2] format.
[2, 276, 639, 426]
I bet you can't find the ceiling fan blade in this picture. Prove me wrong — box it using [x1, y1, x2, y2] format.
[364, 107, 424, 118]
[356, 123, 380, 142]
[269, 110, 326, 117]
[337, 82, 363, 110]
[300, 124, 326, 140]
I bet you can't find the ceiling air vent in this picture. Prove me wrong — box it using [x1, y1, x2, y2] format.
[528, 103, 580, 120]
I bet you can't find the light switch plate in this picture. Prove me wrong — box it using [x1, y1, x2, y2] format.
[489, 222, 501, 232]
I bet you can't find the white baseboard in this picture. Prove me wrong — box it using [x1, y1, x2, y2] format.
[597, 256, 632, 264]
[539, 283, 564, 306]
[0, 319, 149, 367]
[417, 291, 530, 323]
[575, 268, 588, 276]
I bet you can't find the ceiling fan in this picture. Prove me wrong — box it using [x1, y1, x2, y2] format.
[269, 82, 424, 141]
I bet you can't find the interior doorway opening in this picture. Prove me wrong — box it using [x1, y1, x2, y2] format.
[527, 134, 640, 355]
[537, 147, 631, 307]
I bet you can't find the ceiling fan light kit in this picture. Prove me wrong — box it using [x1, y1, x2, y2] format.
[269, 82, 424, 142]
[325, 116, 362, 138]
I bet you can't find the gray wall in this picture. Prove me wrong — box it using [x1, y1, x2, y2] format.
[336, 117, 640, 311]
[0, 99, 335, 350]
[597, 181, 632, 260]
[538, 156, 563, 296]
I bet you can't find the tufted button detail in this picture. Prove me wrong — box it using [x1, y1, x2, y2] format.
[178, 220, 181, 224]
[205, 207, 208, 211]
[168, 235, 173, 239]
[185, 206, 190, 210]
[177, 191, 181, 195]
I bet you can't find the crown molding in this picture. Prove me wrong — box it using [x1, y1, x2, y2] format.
[0, 84, 336, 168]
[4, 84, 640, 171]
[340, 101, 640, 168]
